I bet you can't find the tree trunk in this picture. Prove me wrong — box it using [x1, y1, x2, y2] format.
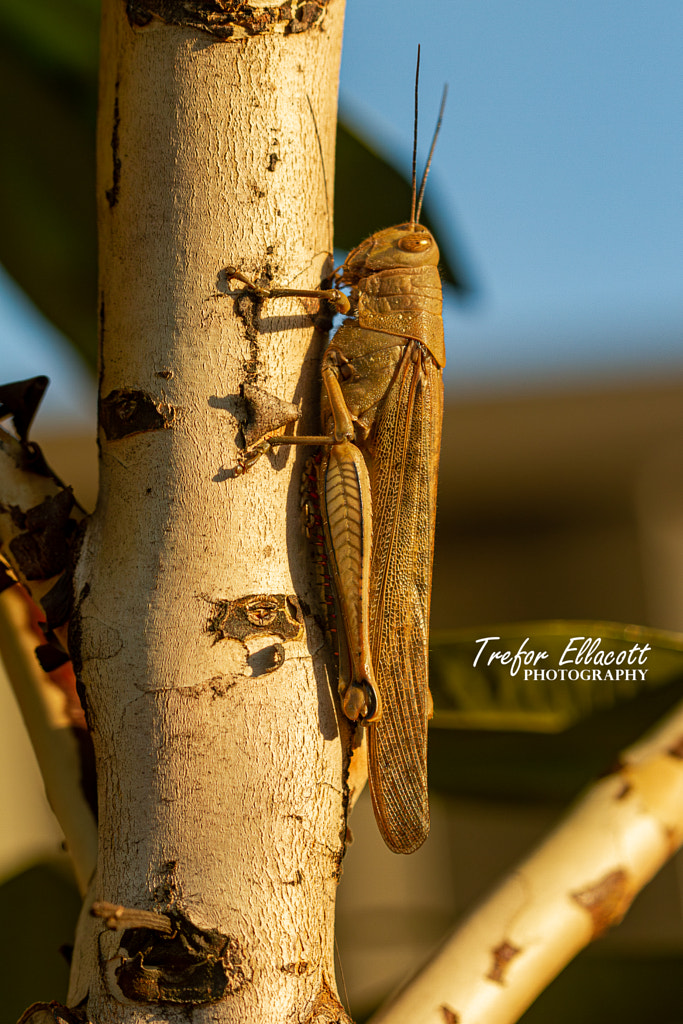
[67, 1, 350, 1020]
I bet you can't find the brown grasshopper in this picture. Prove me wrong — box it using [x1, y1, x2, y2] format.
[228, 62, 446, 854]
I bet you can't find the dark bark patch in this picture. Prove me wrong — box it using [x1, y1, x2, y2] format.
[571, 868, 634, 938]
[170, 674, 238, 699]
[0, 559, 16, 592]
[284, 868, 304, 884]
[105, 86, 121, 208]
[126, 0, 328, 38]
[208, 593, 304, 644]
[41, 570, 74, 629]
[218, 267, 269, 384]
[8, 503, 26, 529]
[112, 909, 250, 1005]
[241, 382, 300, 448]
[486, 940, 521, 984]
[203, 674, 238, 696]
[35, 642, 71, 672]
[282, 960, 310, 974]
[289, 1, 324, 32]
[18, 441, 56, 479]
[440, 1006, 460, 1024]
[9, 489, 76, 580]
[0, 375, 49, 441]
[100, 388, 175, 440]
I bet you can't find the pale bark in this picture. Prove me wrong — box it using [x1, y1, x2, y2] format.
[0, 586, 97, 894]
[62, 1, 348, 1021]
[369, 699, 683, 1024]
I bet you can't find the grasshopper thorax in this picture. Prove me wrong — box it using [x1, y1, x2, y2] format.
[341, 222, 440, 287]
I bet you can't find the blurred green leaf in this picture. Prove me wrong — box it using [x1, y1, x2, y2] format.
[0, 6, 473, 368]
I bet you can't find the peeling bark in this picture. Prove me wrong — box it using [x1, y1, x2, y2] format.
[0, 421, 85, 642]
[125, 0, 330, 38]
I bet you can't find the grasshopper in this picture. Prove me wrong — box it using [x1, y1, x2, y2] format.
[228, 59, 446, 854]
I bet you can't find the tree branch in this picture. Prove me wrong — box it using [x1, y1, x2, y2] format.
[370, 700, 683, 1024]
[0, 586, 97, 893]
[64, 1, 351, 1020]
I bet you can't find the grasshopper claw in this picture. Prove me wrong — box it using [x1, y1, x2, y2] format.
[235, 439, 273, 475]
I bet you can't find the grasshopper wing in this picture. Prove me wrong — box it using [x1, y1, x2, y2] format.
[367, 341, 443, 853]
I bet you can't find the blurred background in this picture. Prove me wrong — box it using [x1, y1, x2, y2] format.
[1, 1, 683, 1021]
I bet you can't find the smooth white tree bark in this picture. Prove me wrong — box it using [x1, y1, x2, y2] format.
[66, 1, 349, 1021]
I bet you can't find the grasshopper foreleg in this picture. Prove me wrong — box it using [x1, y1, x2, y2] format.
[235, 433, 334, 475]
[225, 267, 351, 315]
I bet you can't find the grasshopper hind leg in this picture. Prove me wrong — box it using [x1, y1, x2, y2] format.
[319, 440, 382, 725]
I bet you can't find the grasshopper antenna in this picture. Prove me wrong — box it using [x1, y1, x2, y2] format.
[409, 45, 421, 229]
[415, 82, 448, 225]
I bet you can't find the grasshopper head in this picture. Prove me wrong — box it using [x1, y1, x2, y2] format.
[341, 223, 440, 285]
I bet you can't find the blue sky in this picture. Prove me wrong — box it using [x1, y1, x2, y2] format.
[1, 0, 681, 423]
[341, 0, 683, 390]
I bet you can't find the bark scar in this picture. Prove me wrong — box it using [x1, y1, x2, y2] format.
[486, 940, 521, 984]
[126, 0, 329, 38]
[208, 593, 304, 645]
[103, 906, 251, 1005]
[8, 489, 77, 580]
[571, 868, 634, 938]
[0, 375, 49, 441]
[105, 83, 121, 209]
[440, 1007, 460, 1024]
[241, 382, 300, 448]
[100, 388, 175, 440]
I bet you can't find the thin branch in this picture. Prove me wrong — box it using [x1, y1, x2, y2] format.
[0, 585, 97, 894]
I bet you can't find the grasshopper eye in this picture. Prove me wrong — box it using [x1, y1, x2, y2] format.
[398, 234, 432, 253]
